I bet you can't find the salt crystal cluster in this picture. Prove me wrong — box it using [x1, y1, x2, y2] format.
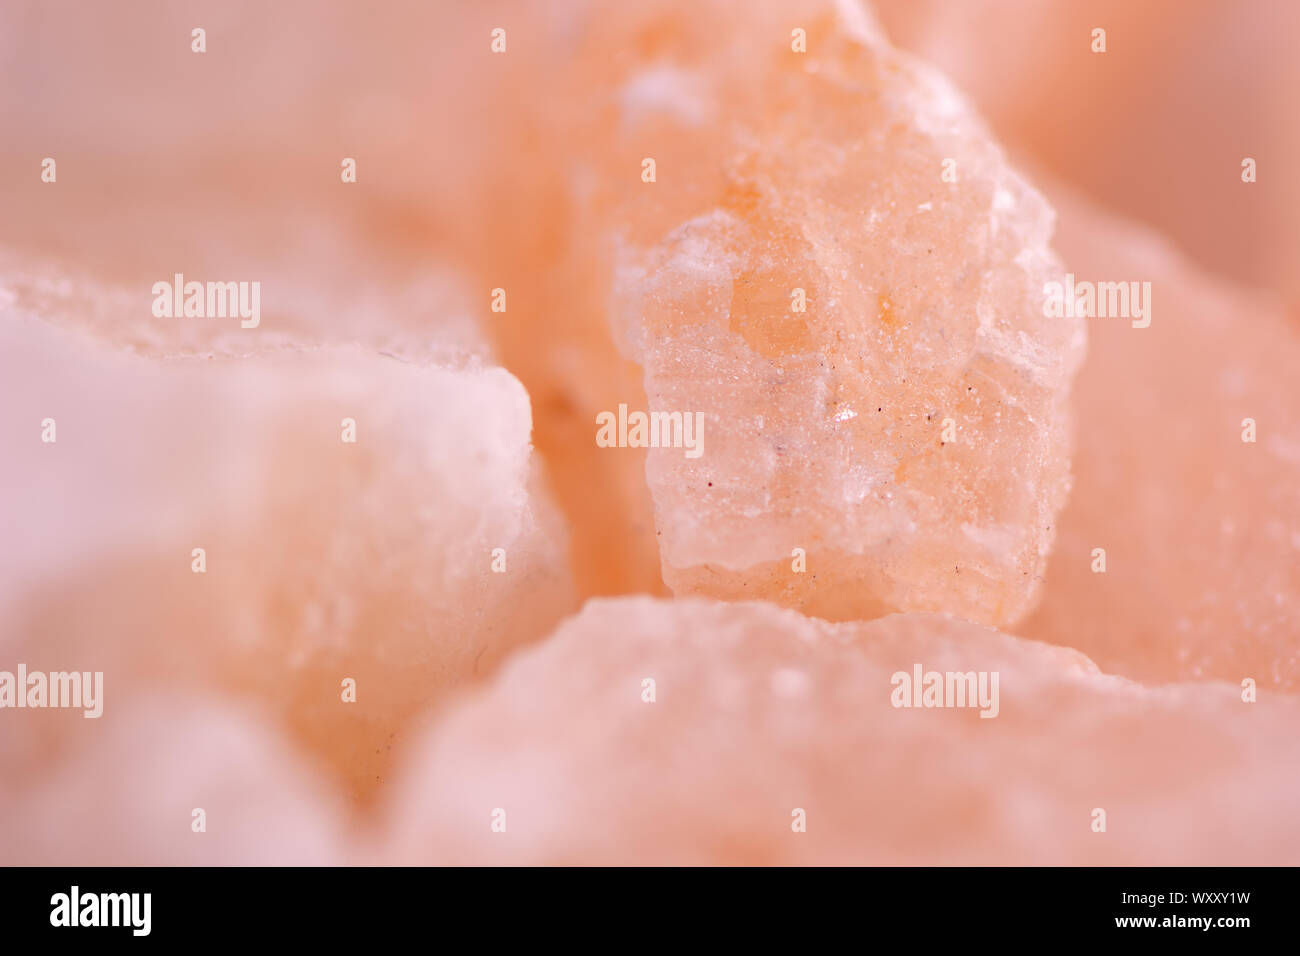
[606, 0, 1085, 627]
[0, 0, 1296, 868]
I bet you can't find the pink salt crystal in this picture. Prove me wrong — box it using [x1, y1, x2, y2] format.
[384, 597, 1300, 865]
[0, 310, 574, 804]
[0, 698, 346, 865]
[607, 0, 1085, 627]
[0, 0, 674, 602]
[1020, 182, 1300, 690]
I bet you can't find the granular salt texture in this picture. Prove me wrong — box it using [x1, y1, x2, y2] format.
[0, 312, 574, 804]
[384, 597, 1300, 865]
[607, 0, 1086, 627]
[1020, 182, 1300, 690]
[0, 698, 347, 865]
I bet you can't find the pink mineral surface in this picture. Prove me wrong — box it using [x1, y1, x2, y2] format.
[1, 698, 348, 866]
[384, 597, 1300, 865]
[0, 0, 1296, 868]
[875, 0, 1300, 306]
[1019, 182, 1300, 690]
[0, 307, 573, 805]
[605, 1, 1085, 627]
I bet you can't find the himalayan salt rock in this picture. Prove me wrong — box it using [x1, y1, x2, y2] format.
[600, 1, 1085, 626]
[0, 0, 671, 601]
[0, 698, 347, 865]
[0, 309, 574, 804]
[1020, 181, 1300, 690]
[875, 0, 1300, 305]
[385, 597, 1300, 865]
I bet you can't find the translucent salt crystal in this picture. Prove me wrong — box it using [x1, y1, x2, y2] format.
[385, 597, 1300, 865]
[0, 308, 574, 803]
[608, 0, 1085, 627]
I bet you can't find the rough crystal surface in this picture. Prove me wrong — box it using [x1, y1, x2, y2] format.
[608, 1, 1086, 627]
[0, 0, 1295, 869]
[0, 306, 574, 803]
[385, 597, 1300, 865]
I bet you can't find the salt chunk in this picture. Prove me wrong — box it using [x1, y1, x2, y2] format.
[0, 313, 574, 803]
[610, 1, 1085, 627]
[386, 597, 1300, 865]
